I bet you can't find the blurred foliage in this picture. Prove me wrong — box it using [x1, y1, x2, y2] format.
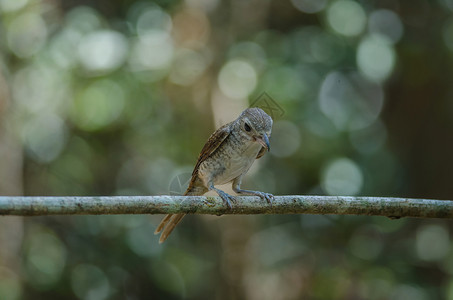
[1, 0, 453, 299]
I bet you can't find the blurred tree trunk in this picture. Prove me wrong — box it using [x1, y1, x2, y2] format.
[0, 70, 24, 271]
[385, 2, 453, 200]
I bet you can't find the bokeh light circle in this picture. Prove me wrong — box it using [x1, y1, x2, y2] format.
[357, 34, 396, 82]
[321, 158, 363, 196]
[0, 0, 28, 12]
[218, 60, 257, 99]
[269, 121, 301, 158]
[129, 30, 174, 72]
[319, 71, 384, 131]
[170, 49, 208, 86]
[369, 9, 404, 44]
[7, 12, 47, 58]
[416, 225, 450, 261]
[71, 80, 125, 131]
[136, 6, 172, 36]
[22, 114, 67, 163]
[77, 30, 128, 74]
[71, 264, 110, 300]
[291, 0, 327, 14]
[327, 0, 367, 37]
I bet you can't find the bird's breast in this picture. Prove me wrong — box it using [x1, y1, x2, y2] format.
[211, 141, 262, 185]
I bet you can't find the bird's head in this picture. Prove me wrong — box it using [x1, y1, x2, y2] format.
[236, 107, 273, 151]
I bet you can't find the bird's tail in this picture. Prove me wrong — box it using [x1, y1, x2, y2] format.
[154, 177, 207, 243]
[154, 214, 185, 244]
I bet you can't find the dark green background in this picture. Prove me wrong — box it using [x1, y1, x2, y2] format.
[1, 0, 453, 299]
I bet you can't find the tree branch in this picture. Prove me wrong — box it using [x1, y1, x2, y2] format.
[0, 196, 452, 218]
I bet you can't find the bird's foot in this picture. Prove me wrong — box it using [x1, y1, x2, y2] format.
[216, 189, 235, 210]
[235, 189, 274, 206]
[253, 191, 274, 206]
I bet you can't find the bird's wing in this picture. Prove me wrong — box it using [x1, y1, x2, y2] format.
[256, 147, 267, 159]
[191, 121, 232, 177]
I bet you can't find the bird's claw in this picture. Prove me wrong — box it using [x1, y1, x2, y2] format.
[217, 190, 235, 210]
[254, 191, 274, 206]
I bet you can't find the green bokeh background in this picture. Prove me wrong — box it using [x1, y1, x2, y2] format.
[1, 0, 453, 299]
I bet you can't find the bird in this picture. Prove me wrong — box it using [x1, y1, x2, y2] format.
[154, 107, 274, 243]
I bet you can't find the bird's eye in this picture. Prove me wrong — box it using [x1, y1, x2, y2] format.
[244, 123, 251, 132]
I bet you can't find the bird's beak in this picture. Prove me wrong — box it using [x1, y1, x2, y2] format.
[256, 133, 270, 151]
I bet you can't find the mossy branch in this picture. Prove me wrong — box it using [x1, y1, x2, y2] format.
[0, 196, 452, 218]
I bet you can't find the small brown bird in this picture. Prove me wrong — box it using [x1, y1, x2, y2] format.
[155, 107, 274, 243]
